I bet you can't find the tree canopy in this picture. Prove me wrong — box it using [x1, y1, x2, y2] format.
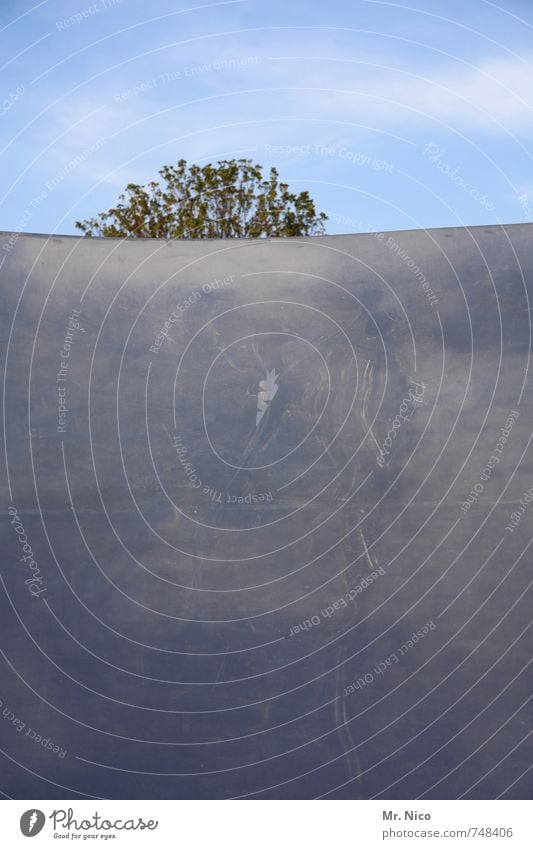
[76, 158, 328, 239]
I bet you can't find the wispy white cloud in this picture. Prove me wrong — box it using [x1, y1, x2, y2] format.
[28, 30, 533, 208]
[259, 52, 533, 134]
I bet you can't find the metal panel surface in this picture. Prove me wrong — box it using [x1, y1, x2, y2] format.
[0, 226, 531, 799]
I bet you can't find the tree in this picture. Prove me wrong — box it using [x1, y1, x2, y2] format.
[75, 158, 328, 239]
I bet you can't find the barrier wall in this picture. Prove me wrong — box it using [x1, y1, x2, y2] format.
[1, 225, 531, 798]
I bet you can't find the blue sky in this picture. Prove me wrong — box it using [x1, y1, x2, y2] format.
[2, 0, 533, 236]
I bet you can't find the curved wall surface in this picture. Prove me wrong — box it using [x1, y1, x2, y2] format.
[0, 225, 532, 799]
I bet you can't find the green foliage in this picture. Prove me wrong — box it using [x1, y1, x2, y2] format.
[76, 158, 328, 239]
